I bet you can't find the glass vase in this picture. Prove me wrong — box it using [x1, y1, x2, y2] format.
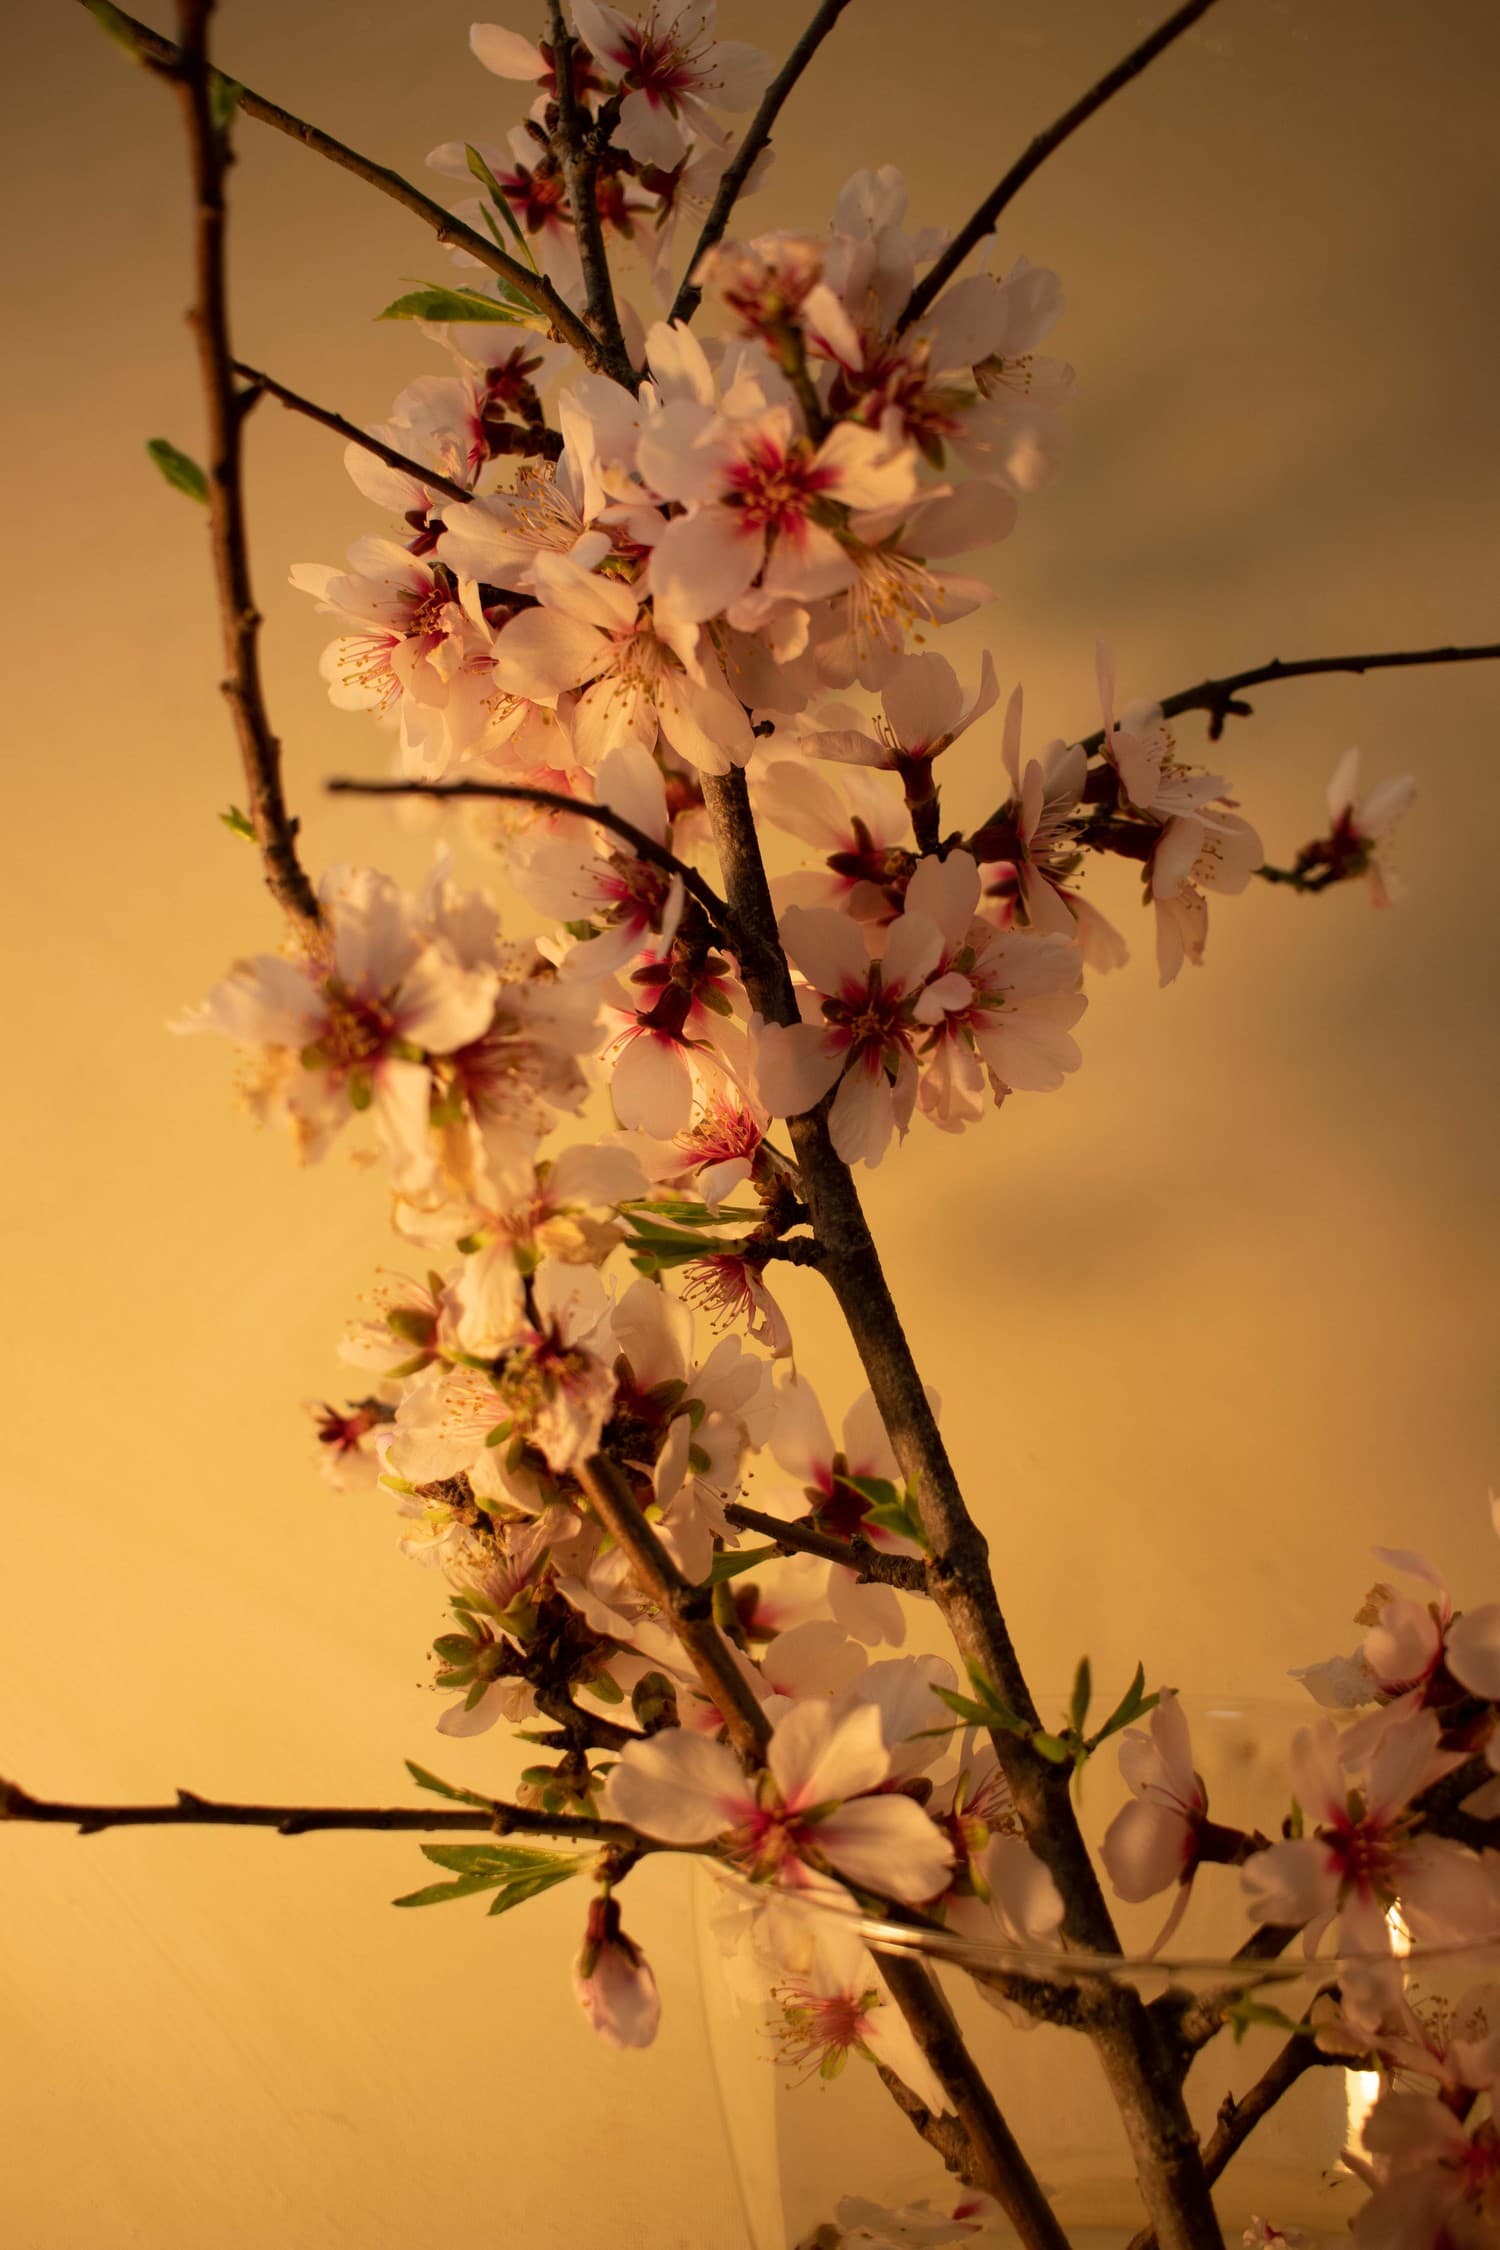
[695, 1696, 1493, 2249]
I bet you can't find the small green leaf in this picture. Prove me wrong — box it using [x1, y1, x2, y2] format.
[209, 71, 244, 130]
[1069, 1657, 1092, 1736]
[1031, 1730, 1073, 1766]
[378, 284, 527, 326]
[219, 805, 254, 841]
[933, 1687, 1014, 1731]
[464, 145, 537, 267]
[403, 1760, 494, 1810]
[1086, 1663, 1161, 1752]
[147, 437, 208, 504]
[486, 1859, 580, 1915]
[709, 1544, 783, 1585]
[1223, 1995, 1305, 2045]
[846, 1474, 928, 1551]
[392, 1872, 507, 1908]
[84, 0, 148, 56]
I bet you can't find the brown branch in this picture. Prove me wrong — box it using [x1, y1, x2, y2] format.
[173, 0, 320, 935]
[531, 1685, 643, 1756]
[700, 764, 1224, 2250]
[87, 0, 606, 370]
[1125, 2033, 1325, 2250]
[545, 0, 633, 386]
[877, 1954, 1072, 2249]
[0, 1774, 643, 1848]
[1082, 640, 1500, 755]
[669, 0, 859, 327]
[576, 1453, 772, 1763]
[230, 360, 475, 506]
[897, 0, 1223, 333]
[326, 776, 738, 940]
[722, 1499, 928, 1593]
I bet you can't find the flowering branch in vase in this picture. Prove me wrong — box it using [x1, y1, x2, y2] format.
[24, 2, 1500, 2247]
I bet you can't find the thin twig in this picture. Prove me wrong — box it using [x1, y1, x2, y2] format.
[669, 0, 859, 327]
[1083, 640, 1500, 756]
[0, 1774, 643, 1847]
[87, 0, 605, 370]
[576, 1453, 772, 1763]
[1125, 2033, 1325, 2250]
[722, 1499, 928, 1593]
[230, 360, 475, 506]
[173, 0, 320, 934]
[545, 0, 633, 386]
[898, 0, 1223, 333]
[326, 776, 739, 941]
[973, 639, 1500, 840]
[878, 1953, 1072, 2249]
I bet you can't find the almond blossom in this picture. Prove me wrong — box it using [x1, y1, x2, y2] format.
[1099, 1690, 1212, 1954]
[490, 537, 753, 773]
[601, 1696, 954, 1905]
[771, 1915, 946, 2112]
[1240, 1703, 1500, 2027]
[753, 903, 943, 1166]
[645, 406, 923, 631]
[569, 1, 772, 170]
[177, 865, 499, 1190]
[1318, 747, 1418, 908]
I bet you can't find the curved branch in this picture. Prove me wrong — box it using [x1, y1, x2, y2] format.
[231, 360, 475, 506]
[85, 0, 606, 370]
[174, 0, 320, 935]
[325, 775, 738, 940]
[898, 0, 1223, 333]
[722, 1499, 928, 1594]
[1083, 640, 1500, 756]
[668, 0, 859, 327]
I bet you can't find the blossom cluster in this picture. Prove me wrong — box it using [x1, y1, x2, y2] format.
[175, 6, 1441, 2241]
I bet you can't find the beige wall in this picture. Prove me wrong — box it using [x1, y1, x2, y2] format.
[3, 2, 1497, 2243]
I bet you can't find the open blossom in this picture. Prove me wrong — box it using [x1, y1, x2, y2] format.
[1099, 1691, 1211, 1953]
[513, 745, 684, 981]
[1241, 1703, 1500, 2026]
[176, 865, 498, 1190]
[753, 903, 942, 1166]
[569, 1, 772, 169]
[753, 757, 912, 924]
[1147, 795, 1263, 985]
[771, 1916, 946, 2112]
[602, 1696, 953, 1905]
[806, 650, 999, 785]
[645, 405, 923, 630]
[1317, 748, 1418, 908]
[490, 538, 753, 773]
[1349, 2088, 1500, 2249]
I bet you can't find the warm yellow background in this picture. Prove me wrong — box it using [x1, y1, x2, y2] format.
[4, 2, 1498, 2244]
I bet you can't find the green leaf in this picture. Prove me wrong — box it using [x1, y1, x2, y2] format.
[403, 1759, 494, 1810]
[1069, 1657, 1093, 1736]
[486, 1858, 580, 1915]
[147, 437, 208, 504]
[709, 1544, 783, 1585]
[378, 284, 527, 326]
[84, 0, 148, 57]
[219, 805, 254, 841]
[394, 1838, 583, 1913]
[933, 1687, 1019, 1732]
[1086, 1663, 1160, 1753]
[846, 1474, 928, 1551]
[392, 1871, 510, 1908]
[1223, 1995, 1305, 2045]
[464, 146, 537, 267]
[1030, 1730, 1073, 1766]
[209, 71, 244, 131]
